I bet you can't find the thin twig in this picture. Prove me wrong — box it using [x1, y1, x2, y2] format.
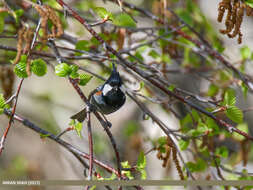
[0, 79, 24, 155]
[87, 112, 94, 181]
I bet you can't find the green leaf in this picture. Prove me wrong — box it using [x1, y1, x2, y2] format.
[90, 185, 96, 190]
[191, 110, 199, 121]
[186, 158, 207, 172]
[75, 40, 90, 56]
[55, 63, 72, 77]
[245, 0, 253, 8]
[0, 13, 5, 34]
[40, 133, 51, 139]
[241, 83, 248, 99]
[157, 136, 167, 147]
[123, 121, 139, 137]
[79, 73, 93, 86]
[137, 151, 146, 169]
[168, 84, 175, 92]
[179, 139, 190, 150]
[139, 81, 144, 90]
[70, 72, 79, 79]
[223, 89, 236, 106]
[0, 94, 6, 108]
[233, 123, 248, 141]
[70, 65, 79, 73]
[226, 106, 243, 123]
[0, 94, 7, 114]
[156, 136, 167, 153]
[215, 146, 229, 158]
[140, 169, 147, 179]
[121, 161, 134, 179]
[94, 7, 112, 20]
[162, 54, 171, 64]
[148, 50, 160, 59]
[177, 9, 193, 26]
[206, 117, 220, 135]
[106, 173, 117, 180]
[69, 65, 79, 79]
[112, 13, 136, 28]
[211, 157, 221, 167]
[207, 84, 219, 97]
[121, 161, 131, 168]
[13, 9, 24, 24]
[240, 46, 251, 60]
[196, 158, 207, 171]
[31, 59, 47, 76]
[134, 51, 144, 62]
[14, 61, 28, 78]
[74, 122, 83, 138]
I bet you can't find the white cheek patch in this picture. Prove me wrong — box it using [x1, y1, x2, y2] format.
[102, 84, 113, 95]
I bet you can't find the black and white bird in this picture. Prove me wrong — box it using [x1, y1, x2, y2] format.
[71, 64, 126, 122]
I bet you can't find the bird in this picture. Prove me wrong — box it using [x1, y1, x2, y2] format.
[71, 63, 126, 122]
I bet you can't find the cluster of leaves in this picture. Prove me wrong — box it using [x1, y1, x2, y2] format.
[55, 63, 93, 86]
[13, 55, 47, 78]
[69, 119, 83, 138]
[121, 151, 147, 180]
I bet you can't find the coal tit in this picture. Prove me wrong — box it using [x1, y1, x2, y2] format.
[71, 64, 126, 122]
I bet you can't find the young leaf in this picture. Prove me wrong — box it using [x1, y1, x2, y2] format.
[74, 122, 83, 138]
[112, 13, 136, 28]
[168, 84, 175, 92]
[140, 169, 147, 180]
[223, 89, 236, 106]
[215, 146, 229, 158]
[245, 0, 253, 8]
[31, 59, 47, 76]
[241, 83, 248, 99]
[55, 63, 72, 77]
[157, 136, 167, 147]
[0, 94, 6, 114]
[240, 46, 251, 60]
[233, 123, 248, 141]
[70, 65, 79, 73]
[14, 62, 28, 78]
[137, 151, 146, 169]
[139, 81, 144, 90]
[136, 151, 147, 179]
[94, 7, 112, 20]
[13, 9, 24, 24]
[0, 13, 5, 34]
[207, 84, 219, 97]
[75, 40, 90, 56]
[121, 161, 134, 179]
[225, 106, 243, 123]
[79, 73, 93, 86]
[69, 65, 79, 79]
[90, 186, 96, 190]
[0, 94, 6, 108]
[186, 159, 207, 172]
[179, 139, 190, 150]
[206, 117, 220, 135]
[40, 133, 51, 139]
[148, 50, 160, 59]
